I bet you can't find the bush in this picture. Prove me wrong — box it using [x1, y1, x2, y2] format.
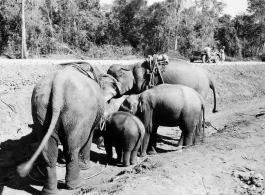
[85, 44, 140, 59]
[225, 56, 241, 62]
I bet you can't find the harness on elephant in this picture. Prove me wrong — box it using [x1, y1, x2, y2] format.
[70, 62, 99, 85]
[146, 54, 169, 88]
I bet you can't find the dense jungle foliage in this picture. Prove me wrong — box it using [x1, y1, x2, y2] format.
[0, 0, 264, 59]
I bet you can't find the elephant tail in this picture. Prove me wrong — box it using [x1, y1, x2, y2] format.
[194, 97, 205, 144]
[134, 117, 145, 156]
[201, 102, 205, 142]
[17, 80, 62, 178]
[209, 79, 218, 113]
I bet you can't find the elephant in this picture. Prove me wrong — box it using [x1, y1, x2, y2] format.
[100, 111, 145, 166]
[119, 84, 205, 157]
[93, 95, 129, 149]
[107, 56, 218, 113]
[17, 63, 124, 195]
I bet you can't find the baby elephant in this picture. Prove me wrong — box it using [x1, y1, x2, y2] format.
[119, 84, 205, 157]
[101, 111, 145, 166]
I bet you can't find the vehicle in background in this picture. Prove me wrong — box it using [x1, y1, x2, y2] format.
[190, 50, 220, 63]
[259, 53, 265, 62]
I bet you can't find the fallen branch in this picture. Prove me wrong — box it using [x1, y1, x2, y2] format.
[255, 112, 265, 117]
[0, 99, 16, 112]
[201, 177, 209, 195]
[235, 111, 265, 117]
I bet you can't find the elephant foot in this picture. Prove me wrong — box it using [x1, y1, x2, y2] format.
[130, 160, 136, 165]
[79, 160, 92, 170]
[212, 109, 218, 113]
[138, 151, 147, 157]
[123, 163, 130, 167]
[42, 188, 58, 195]
[107, 158, 117, 166]
[147, 149, 157, 156]
[116, 158, 122, 165]
[66, 176, 84, 190]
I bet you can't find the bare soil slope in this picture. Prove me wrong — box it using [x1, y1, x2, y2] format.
[0, 59, 265, 195]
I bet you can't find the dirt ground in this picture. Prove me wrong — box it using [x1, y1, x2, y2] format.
[1, 59, 265, 195]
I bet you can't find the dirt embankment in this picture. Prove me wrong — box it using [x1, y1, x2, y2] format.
[0, 59, 265, 195]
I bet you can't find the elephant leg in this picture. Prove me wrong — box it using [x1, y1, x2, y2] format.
[104, 136, 113, 164]
[130, 150, 138, 165]
[131, 135, 141, 165]
[114, 143, 122, 164]
[177, 131, 184, 148]
[65, 148, 84, 189]
[140, 133, 150, 157]
[182, 124, 196, 146]
[123, 151, 131, 167]
[78, 130, 94, 170]
[147, 124, 159, 155]
[41, 138, 58, 195]
[184, 132, 194, 146]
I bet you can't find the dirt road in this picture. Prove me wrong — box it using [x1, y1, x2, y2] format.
[0, 59, 265, 195]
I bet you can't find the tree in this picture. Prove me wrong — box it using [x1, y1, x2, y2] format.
[21, 0, 28, 58]
[247, 0, 265, 22]
[215, 14, 242, 58]
[247, 0, 265, 55]
[177, 0, 225, 57]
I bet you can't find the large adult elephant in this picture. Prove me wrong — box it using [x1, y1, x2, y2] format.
[17, 63, 124, 195]
[119, 84, 205, 157]
[107, 57, 218, 113]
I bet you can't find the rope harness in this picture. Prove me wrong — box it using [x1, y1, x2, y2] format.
[147, 54, 169, 89]
[99, 115, 107, 131]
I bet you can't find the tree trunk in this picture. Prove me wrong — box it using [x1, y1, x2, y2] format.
[174, 37, 178, 51]
[21, 0, 28, 59]
[174, 0, 183, 51]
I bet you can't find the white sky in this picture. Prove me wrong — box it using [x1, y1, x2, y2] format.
[99, 0, 248, 17]
[222, 0, 248, 17]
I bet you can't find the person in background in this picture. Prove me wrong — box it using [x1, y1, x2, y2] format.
[204, 45, 211, 63]
[212, 46, 217, 55]
[220, 46, 225, 63]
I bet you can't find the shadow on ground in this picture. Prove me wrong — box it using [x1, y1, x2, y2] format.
[0, 124, 110, 195]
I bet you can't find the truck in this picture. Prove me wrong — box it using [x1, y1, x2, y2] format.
[190, 50, 221, 63]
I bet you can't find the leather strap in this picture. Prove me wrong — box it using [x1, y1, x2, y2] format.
[70, 62, 99, 84]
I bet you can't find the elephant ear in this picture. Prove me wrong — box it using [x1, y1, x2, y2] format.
[107, 65, 130, 77]
[107, 64, 135, 95]
[138, 97, 153, 134]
